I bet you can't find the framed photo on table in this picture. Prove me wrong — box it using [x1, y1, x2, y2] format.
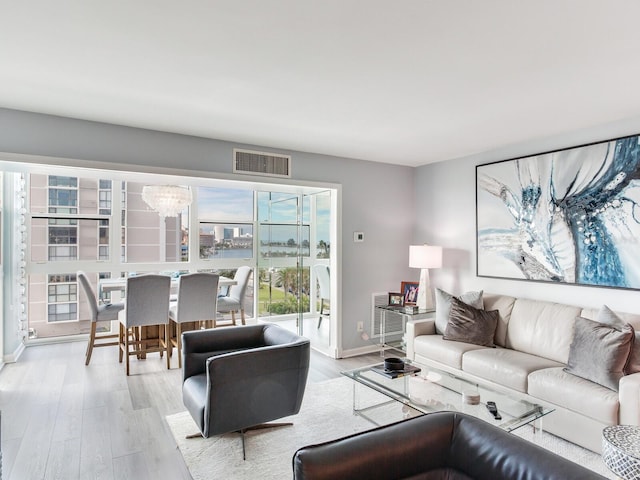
[400, 281, 419, 305]
[388, 292, 404, 306]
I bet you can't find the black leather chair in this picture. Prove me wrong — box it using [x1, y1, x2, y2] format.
[292, 411, 608, 480]
[182, 323, 310, 458]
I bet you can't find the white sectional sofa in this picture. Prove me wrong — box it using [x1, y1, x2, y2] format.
[405, 292, 640, 453]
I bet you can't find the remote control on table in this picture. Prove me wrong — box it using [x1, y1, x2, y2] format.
[486, 401, 502, 420]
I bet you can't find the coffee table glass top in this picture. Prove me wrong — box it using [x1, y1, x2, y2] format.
[341, 361, 554, 432]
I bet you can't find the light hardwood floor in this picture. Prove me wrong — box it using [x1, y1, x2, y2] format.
[0, 340, 382, 480]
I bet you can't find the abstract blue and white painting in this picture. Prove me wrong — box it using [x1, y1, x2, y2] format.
[476, 134, 640, 289]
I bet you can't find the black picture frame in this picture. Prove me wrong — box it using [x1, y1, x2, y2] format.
[388, 292, 404, 306]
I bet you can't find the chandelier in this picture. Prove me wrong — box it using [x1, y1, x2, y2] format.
[141, 185, 192, 217]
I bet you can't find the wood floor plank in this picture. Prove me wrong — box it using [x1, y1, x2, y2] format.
[79, 405, 114, 480]
[45, 437, 82, 480]
[8, 400, 58, 480]
[112, 452, 150, 480]
[52, 382, 84, 442]
[107, 389, 140, 459]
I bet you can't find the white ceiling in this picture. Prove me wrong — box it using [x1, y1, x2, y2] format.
[2, 1, 640, 167]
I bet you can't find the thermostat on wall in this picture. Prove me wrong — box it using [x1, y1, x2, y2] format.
[354, 231, 364, 242]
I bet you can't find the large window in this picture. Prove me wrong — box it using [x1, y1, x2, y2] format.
[20, 169, 333, 343]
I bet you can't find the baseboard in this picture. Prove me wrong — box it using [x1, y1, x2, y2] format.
[3, 340, 26, 364]
[340, 344, 383, 358]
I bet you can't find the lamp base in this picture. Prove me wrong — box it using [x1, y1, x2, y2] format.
[416, 268, 434, 310]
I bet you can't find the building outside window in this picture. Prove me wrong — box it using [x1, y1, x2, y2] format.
[47, 274, 78, 322]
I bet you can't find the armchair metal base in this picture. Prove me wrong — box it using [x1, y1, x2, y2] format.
[239, 422, 293, 460]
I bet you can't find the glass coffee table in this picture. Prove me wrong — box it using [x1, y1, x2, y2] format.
[341, 361, 554, 433]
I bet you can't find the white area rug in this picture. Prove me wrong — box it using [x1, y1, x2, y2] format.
[166, 377, 615, 479]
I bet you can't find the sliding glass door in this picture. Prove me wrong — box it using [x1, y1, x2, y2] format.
[256, 192, 308, 336]
[256, 189, 333, 351]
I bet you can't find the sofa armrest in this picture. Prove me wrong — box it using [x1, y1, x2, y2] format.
[405, 318, 436, 361]
[619, 372, 640, 425]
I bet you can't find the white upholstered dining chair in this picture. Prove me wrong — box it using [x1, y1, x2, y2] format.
[77, 271, 125, 366]
[118, 274, 171, 375]
[217, 266, 252, 326]
[314, 264, 330, 328]
[168, 272, 219, 368]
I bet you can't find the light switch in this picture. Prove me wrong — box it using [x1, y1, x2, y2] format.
[354, 231, 364, 242]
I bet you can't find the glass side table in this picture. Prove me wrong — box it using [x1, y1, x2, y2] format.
[375, 305, 435, 356]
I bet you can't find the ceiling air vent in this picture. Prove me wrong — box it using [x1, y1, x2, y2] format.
[233, 149, 291, 178]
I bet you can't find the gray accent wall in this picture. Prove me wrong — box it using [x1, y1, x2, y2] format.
[415, 115, 640, 313]
[0, 108, 416, 357]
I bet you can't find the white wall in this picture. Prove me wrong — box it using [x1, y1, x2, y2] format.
[415, 115, 640, 312]
[0, 108, 416, 357]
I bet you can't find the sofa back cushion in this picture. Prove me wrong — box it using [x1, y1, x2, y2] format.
[482, 294, 516, 347]
[581, 307, 640, 374]
[507, 299, 581, 364]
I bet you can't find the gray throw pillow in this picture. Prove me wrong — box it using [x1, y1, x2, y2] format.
[443, 297, 499, 347]
[598, 305, 640, 374]
[435, 288, 484, 335]
[564, 316, 635, 391]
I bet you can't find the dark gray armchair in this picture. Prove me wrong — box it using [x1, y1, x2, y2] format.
[181, 323, 310, 458]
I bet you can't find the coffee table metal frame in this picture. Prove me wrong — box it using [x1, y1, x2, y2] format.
[341, 361, 554, 433]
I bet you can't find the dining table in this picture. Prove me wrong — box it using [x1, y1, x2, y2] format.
[98, 274, 237, 300]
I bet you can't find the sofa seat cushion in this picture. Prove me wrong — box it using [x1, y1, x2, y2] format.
[414, 335, 487, 370]
[462, 349, 563, 393]
[528, 367, 619, 424]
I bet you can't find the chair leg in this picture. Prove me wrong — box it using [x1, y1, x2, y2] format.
[85, 321, 97, 365]
[317, 299, 325, 328]
[176, 323, 182, 369]
[230, 310, 236, 325]
[125, 328, 131, 376]
[240, 308, 245, 325]
[165, 324, 171, 370]
[118, 324, 124, 363]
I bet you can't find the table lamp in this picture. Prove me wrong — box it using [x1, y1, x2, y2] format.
[409, 245, 443, 310]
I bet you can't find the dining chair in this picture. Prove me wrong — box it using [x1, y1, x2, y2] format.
[168, 272, 220, 368]
[77, 271, 125, 366]
[118, 274, 171, 375]
[217, 266, 252, 326]
[314, 264, 330, 328]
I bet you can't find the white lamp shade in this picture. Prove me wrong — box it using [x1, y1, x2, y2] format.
[409, 245, 443, 269]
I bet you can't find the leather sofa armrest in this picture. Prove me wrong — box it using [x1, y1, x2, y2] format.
[619, 372, 640, 425]
[405, 318, 436, 360]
